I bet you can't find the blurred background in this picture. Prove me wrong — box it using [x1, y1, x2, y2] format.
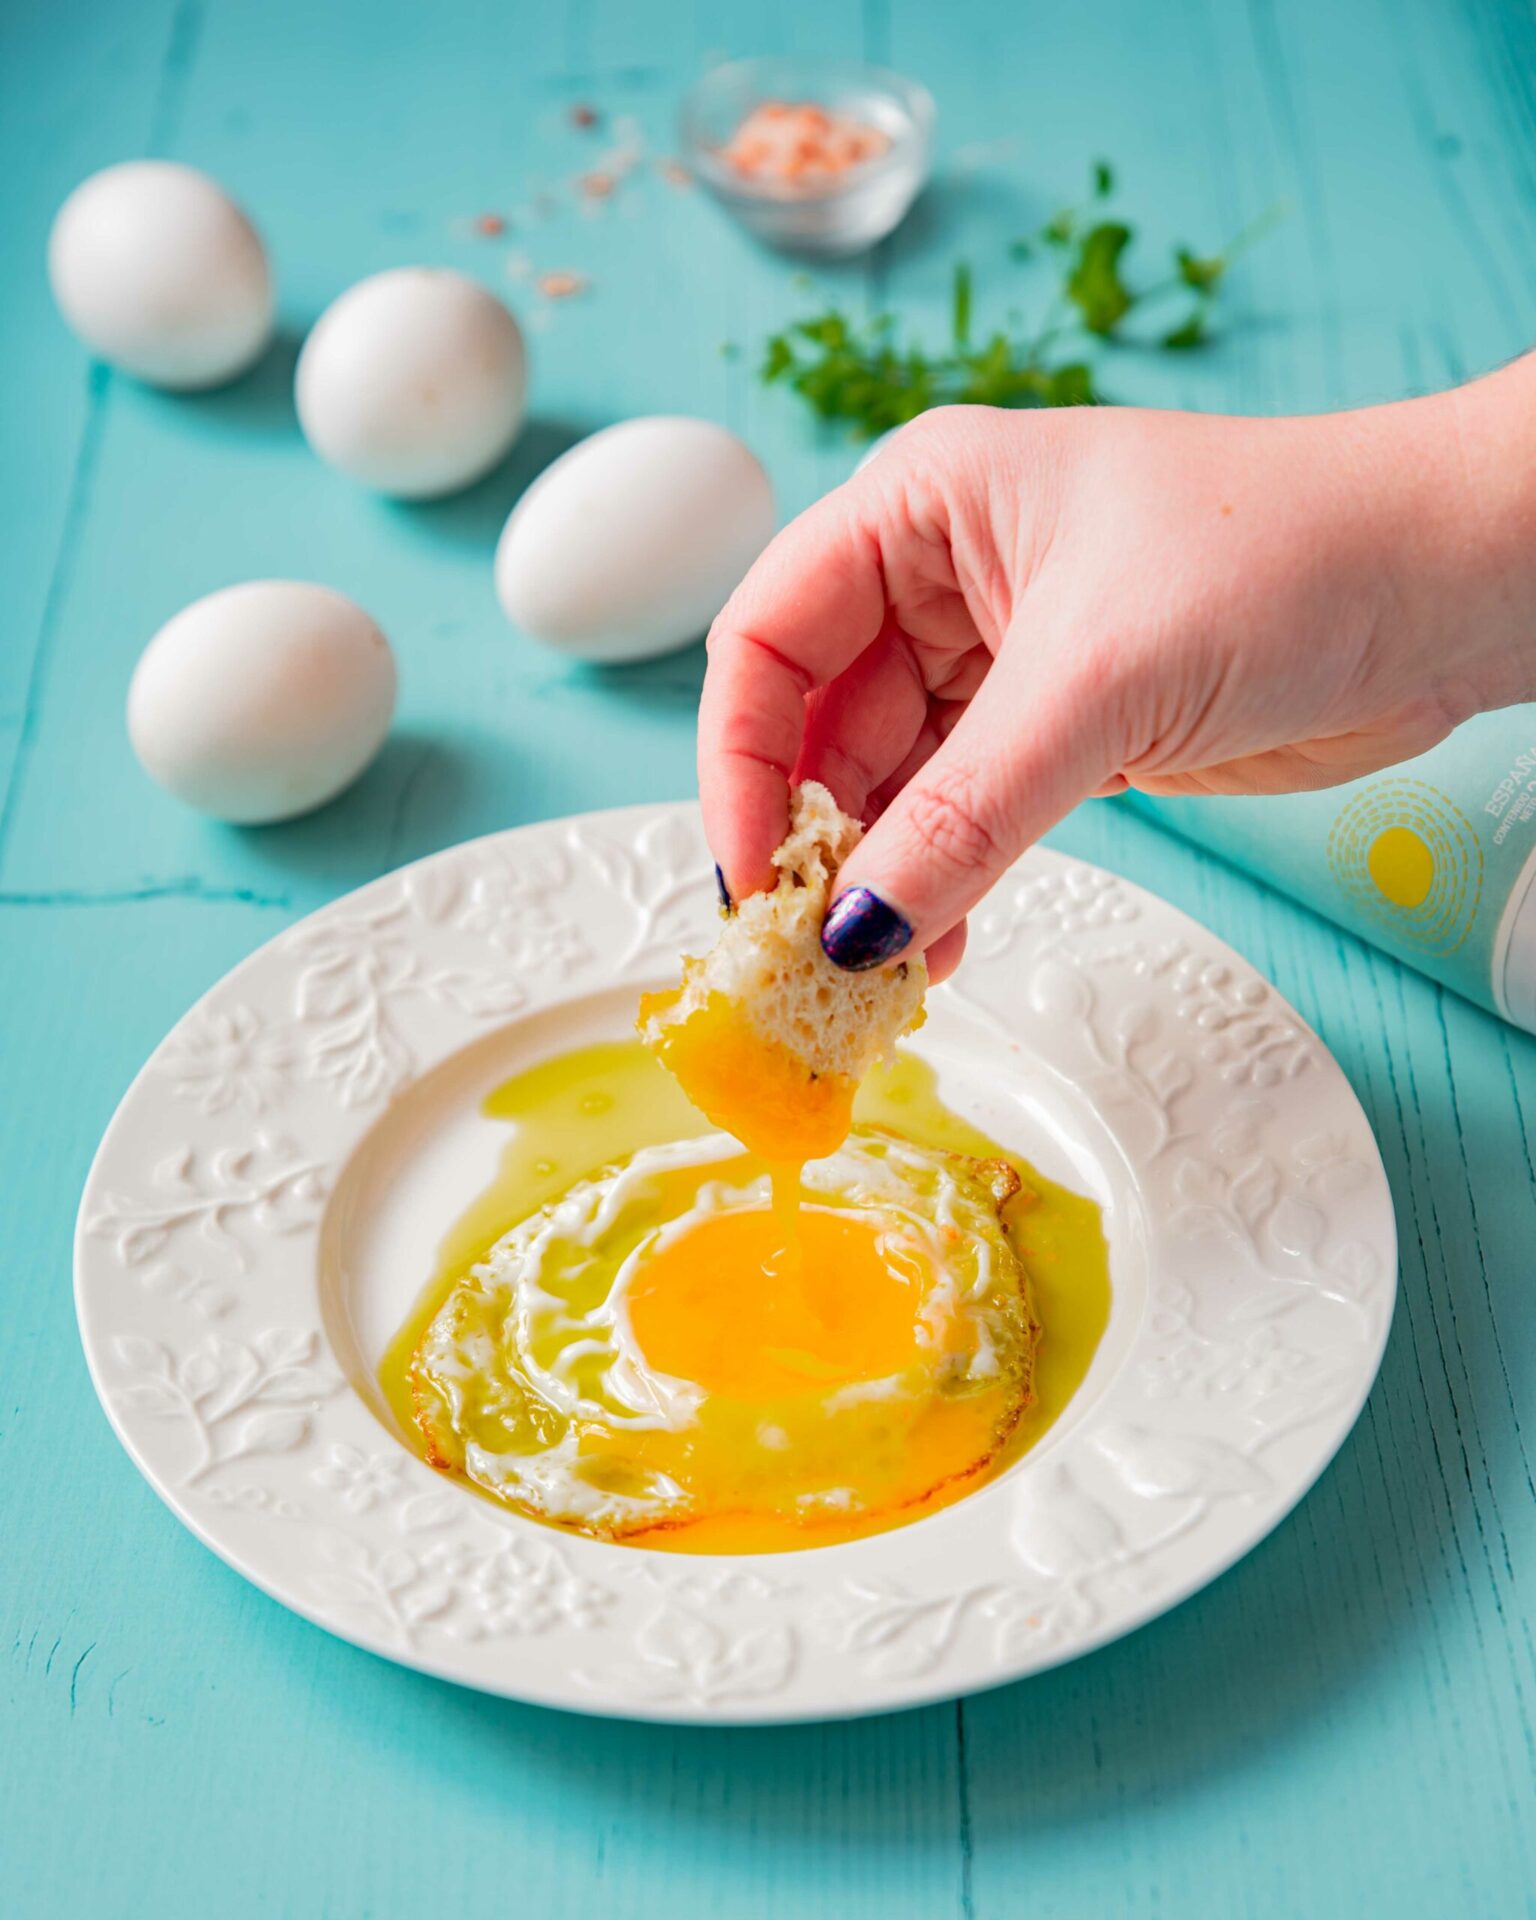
[10, 0, 1532, 929]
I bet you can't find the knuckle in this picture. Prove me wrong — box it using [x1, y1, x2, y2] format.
[890, 404, 1000, 466]
[883, 404, 955, 444]
[811, 741, 876, 813]
[716, 707, 797, 776]
[900, 766, 1007, 876]
[705, 603, 750, 660]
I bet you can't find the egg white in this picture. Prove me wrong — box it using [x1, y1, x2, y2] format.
[412, 1128, 1031, 1533]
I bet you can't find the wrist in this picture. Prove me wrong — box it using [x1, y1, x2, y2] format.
[1393, 354, 1536, 713]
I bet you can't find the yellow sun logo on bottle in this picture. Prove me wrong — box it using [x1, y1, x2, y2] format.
[1326, 779, 1483, 955]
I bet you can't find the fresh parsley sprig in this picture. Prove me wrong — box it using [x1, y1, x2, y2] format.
[760, 163, 1279, 437]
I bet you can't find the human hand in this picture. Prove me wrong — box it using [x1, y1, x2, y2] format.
[699, 361, 1536, 978]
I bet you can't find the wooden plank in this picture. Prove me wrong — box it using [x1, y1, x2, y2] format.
[0, 0, 186, 862]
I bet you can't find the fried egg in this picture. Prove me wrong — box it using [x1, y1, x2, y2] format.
[408, 1127, 1040, 1542]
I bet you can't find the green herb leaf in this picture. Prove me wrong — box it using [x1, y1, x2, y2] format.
[952, 262, 973, 347]
[762, 335, 795, 381]
[1161, 311, 1209, 350]
[1175, 246, 1225, 292]
[1066, 221, 1135, 334]
[1046, 362, 1099, 405]
[755, 166, 1270, 437]
[796, 314, 849, 349]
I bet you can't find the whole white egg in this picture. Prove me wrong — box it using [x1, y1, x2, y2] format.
[128, 581, 397, 823]
[296, 268, 527, 498]
[48, 161, 274, 389]
[494, 417, 775, 663]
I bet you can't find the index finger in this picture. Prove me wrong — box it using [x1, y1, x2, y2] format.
[698, 488, 886, 898]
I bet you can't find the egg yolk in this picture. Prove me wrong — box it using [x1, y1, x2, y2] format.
[636, 986, 856, 1164]
[380, 1042, 1114, 1555]
[601, 1197, 1024, 1547]
[626, 1208, 921, 1399]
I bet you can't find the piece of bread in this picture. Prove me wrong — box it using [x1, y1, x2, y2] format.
[692, 779, 927, 1079]
[638, 782, 926, 1159]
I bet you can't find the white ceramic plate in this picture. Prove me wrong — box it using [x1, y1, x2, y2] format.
[76, 804, 1396, 1724]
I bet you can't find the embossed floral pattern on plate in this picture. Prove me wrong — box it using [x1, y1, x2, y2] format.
[75, 807, 1397, 1725]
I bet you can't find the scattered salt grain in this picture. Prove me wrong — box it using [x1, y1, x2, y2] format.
[537, 270, 589, 299]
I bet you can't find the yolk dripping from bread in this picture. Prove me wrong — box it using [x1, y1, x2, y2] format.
[636, 979, 901, 1270]
[636, 984, 859, 1165]
[636, 780, 925, 1272]
[379, 1042, 1112, 1553]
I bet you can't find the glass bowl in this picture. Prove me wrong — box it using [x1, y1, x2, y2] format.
[680, 57, 934, 257]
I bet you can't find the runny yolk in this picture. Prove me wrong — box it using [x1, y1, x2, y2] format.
[637, 987, 858, 1165]
[767, 1161, 803, 1264]
[637, 988, 863, 1275]
[379, 1040, 1115, 1556]
[626, 1208, 921, 1400]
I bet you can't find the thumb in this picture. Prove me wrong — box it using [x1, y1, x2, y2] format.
[820, 643, 1118, 971]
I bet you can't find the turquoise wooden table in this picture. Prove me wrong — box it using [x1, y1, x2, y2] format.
[4, 1, 1535, 1913]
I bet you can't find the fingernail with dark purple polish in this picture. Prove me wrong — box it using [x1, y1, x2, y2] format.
[714, 863, 733, 914]
[821, 887, 913, 971]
